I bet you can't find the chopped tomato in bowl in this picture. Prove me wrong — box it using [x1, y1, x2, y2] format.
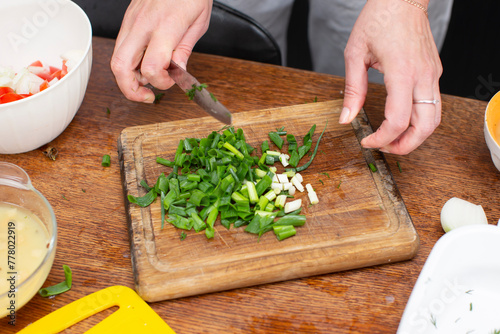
[0, 56, 76, 105]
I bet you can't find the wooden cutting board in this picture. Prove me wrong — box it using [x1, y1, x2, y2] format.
[118, 100, 418, 303]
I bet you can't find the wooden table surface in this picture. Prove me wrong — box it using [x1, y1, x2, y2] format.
[1, 36, 499, 333]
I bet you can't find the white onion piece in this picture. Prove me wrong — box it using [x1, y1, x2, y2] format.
[277, 174, 289, 184]
[295, 172, 303, 183]
[271, 183, 283, 192]
[264, 190, 276, 201]
[12, 68, 44, 94]
[275, 195, 287, 209]
[27, 65, 50, 79]
[308, 191, 319, 205]
[49, 77, 59, 86]
[61, 49, 84, 72]
[440, 197, 488, 232]
[279, 153, 290, 167]
[284, 199, 302, 213]
[0, 65, 15, 78]
[290, 175, 304, 192]
[0, 75, 13, 88]
[0, 66, 16, 88]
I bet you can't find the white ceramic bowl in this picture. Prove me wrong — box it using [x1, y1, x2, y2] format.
[0, 0, 92, 154]
[398, 225, 500, 333]
[485, 90, 500, 172]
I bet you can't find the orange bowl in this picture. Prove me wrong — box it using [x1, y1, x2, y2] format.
[484, 90, 500, 171]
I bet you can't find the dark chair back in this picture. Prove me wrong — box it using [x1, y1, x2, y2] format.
[194, 2, 282, 65]
[73, 1, 282, 65]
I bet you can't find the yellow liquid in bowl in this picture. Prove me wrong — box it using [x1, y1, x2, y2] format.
[0, 202, 51, 318]
[486, 93, 500, 146]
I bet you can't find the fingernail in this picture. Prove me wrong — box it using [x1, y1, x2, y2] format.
[361, 138, 376, 150]
[143, 94, 155, 104]
[361, 139, 372, 149]
[379, 147, 389, 153]
[339, 107, 350, 124]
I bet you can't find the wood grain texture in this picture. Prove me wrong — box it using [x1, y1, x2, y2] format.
[118, 100, 418, 302]
[1, 37, 499, 334]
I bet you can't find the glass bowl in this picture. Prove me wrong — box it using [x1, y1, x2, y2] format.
[0, 162, 57, 319]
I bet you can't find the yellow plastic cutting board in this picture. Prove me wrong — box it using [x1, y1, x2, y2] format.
[17, 286, 175, 334]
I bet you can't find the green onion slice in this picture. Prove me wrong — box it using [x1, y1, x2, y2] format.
[101, 154, 111, 167]
[39, 265, 72, 297]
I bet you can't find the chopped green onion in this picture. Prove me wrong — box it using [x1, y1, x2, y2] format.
[161, 191, 166, 229]
[295, 121, 328, 172]
[191, 212, 207, 232]
[287, 134, 297, 155]
[127, 125, 324, 241]
[246, 181, 259, 204]
[264, 189, 277, 201]
[275, 194, 287, 209]
[186, 83, 207, 100]
[266, 150, 281, 157]
[222, 142, 244, 160]
[140, 180, 152, 191]
[154, 93, 165, 104]
[157, 157, 174, 167]
[265, 155, 276, 165]
[254, 168, 267, 179]
[261, 140, 269, 153]
[298, 124, 316, 160]
[128, 189, 157, 207]
[273, 225, 296, 240]
[268, 132, 284, 150]
[101, 154, 111, 167]
[245, 214, 264, 234]
[174, 140, 185, 166]
[369, 163, 378, 173]
[288, 150, 300, 167]
[39, 265, 72, 297]
[274, 214, 306, 227]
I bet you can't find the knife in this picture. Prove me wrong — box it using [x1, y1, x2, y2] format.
[167, 61, 232, 125]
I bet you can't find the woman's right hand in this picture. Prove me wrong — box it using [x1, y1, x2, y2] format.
[110, 0, 213, 103]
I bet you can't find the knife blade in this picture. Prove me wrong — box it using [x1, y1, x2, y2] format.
[167, 61, 232, 125]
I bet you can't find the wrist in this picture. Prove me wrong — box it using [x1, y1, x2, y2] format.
[400, 0, 429, 16]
